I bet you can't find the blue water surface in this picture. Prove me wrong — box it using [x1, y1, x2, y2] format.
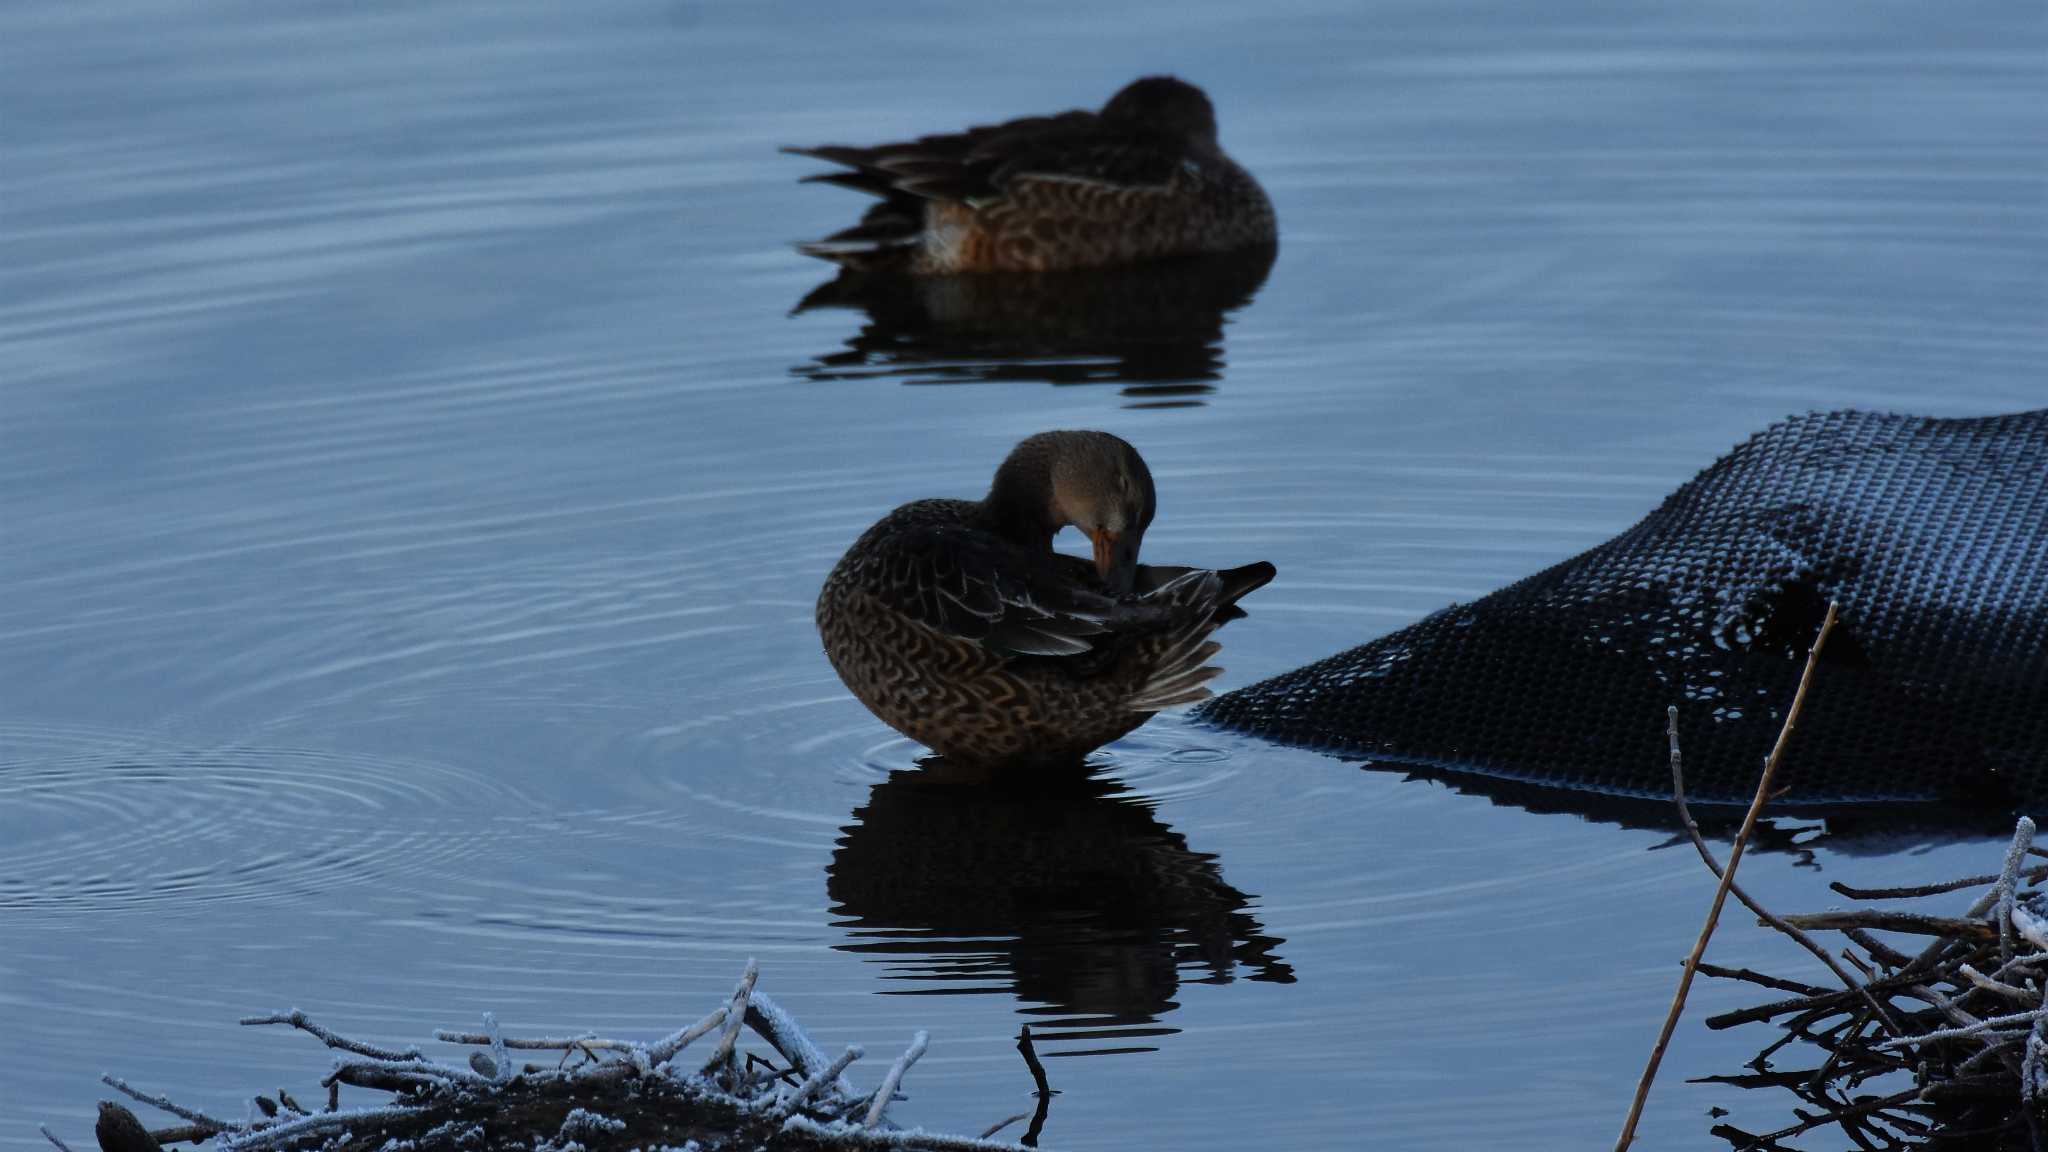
[3, 2, 2043, 1148]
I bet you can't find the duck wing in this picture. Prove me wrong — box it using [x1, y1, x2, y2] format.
[990, 132, 1189, 194]
[863, 523, 1125, 659]
[787, 112, 1183, 205]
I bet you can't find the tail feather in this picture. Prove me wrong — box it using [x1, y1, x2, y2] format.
[794, 200, 924, 269]
[1124, 564, 1266, 713]
[1128, 665, 1225, 712]
[1216, 561, 1277, 605]
[800, 170, 897, 198]
[1130, 569, 1236, 713]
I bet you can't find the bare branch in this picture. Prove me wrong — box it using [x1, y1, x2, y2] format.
[1613, 601, 1837, 1152]
[863, 1030, 930, 1128]
[241, 1011, 423, 1062]
[98, 1077, 229, 1132]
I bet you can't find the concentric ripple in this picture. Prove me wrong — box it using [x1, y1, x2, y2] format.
[0, 721, 526, 917]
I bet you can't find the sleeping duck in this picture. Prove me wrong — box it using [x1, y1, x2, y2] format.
[786, 76, 1276, 273]
[816, 430, 1274, 766]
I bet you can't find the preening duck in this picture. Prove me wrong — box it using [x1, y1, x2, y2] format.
[816, 431, 1274, 766]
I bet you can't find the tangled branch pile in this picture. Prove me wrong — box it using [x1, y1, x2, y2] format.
[43, 961, 1052, 1152]
[1703, 817, 2048, 1151]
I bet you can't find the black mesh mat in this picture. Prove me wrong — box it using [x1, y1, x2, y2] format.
[1197, 409, 2048, 808]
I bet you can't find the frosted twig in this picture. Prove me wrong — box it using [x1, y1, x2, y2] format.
[1613, 601, 1836, 1152]
[2015, 905, 2048, 954]
[862, 1031, 929, 1128]
[218, 1105, 422, 1152]
[775, 1044, 864, 1118]
[781, 1114, 1034, 1150]
[434, 1030, 634, 1052]
[481, 1012, 510, 1082]
[241, 1010, 423, 1062]
[1876, 1005, 2048, 1049]
[1960, 1035, 2027, 1075]
[100, 1075, 230, 1131]
[1995, 817, 2036, 966]
[649, 1008, 726, 1066]
[749, 990, 841, 1085]
[37, 1126, 75, 1152]
[1960, 963, 2036, 1002]
[325, 1056, 489, 1089]
[705, 959, 760, 1072]
[2000, 949, 2048, 969]
[2026, 978, 2048, 1104]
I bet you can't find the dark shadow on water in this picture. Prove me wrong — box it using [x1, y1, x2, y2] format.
[791, 246, 1276, 406]
[826, 758, 1292, 1054]
[1358, 758, 2018, 862]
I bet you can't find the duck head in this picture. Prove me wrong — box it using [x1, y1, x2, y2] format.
[1100, 76, 1220, 152]
[987, 430, 1157, 593]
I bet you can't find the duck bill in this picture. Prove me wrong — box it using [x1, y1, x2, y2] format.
[1090, 528, 1137, 593]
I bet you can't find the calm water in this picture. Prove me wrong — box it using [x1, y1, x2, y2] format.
[4, 2, 2045, 1148]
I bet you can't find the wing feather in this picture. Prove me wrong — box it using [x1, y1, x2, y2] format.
[860, 523, 1117, 659]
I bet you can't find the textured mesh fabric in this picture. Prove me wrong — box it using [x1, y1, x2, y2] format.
[1197, 409, 2048, 807]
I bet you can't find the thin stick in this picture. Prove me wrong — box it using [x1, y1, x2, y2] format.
[774, 1044, 864, 1118]
[704, 959, 759, 1072]
[862, 1031, 929, 1129]
[1612, 601, 1836, 1152]
[434, 1031, 635, 1052]
[979, 1113, 1032, 1140]
[1776, 911, 1998, 939]
[37, 1127, 75, 1152]
[1017, 1025, 1056, 1147]
[1664, 705, 1903, 1036]
[99, 1076, 230, 1132]
[239, 1011, 422, 1062]
[746, 991, 842, 1087]
[1691, 962, 1828, 998]
[1829, 868, 2048, 901]
[1996, 818, 2039, 966]
[647, 1007, 726, 1066]
[1962, 963, 2038, 1002]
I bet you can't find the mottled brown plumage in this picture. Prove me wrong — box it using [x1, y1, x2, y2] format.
[816, 431, 1275, 766]
[786, 76, 1276, 273]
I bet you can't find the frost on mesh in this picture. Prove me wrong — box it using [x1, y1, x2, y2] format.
[51, 961, 1052, 1152]
[1198, 409, 2048, 808]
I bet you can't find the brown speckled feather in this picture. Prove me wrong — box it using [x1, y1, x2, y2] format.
[817, 498, 1273, 766]
[787, 77, 1275, 273]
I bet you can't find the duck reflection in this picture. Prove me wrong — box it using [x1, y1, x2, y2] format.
[792, 245, 1275, 404]
[827, 761, 1291, 1052]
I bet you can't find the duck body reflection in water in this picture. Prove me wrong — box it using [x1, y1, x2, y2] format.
[817, 431, 1276, 767]
[828, 760, 1293, 1051]
[786, 76, 1274, 273]
[794, 245, 1275, 399]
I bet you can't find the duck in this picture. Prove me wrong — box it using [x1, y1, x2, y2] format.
[785, 76, 1276, 273]
[816, 430, 1275, 766]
